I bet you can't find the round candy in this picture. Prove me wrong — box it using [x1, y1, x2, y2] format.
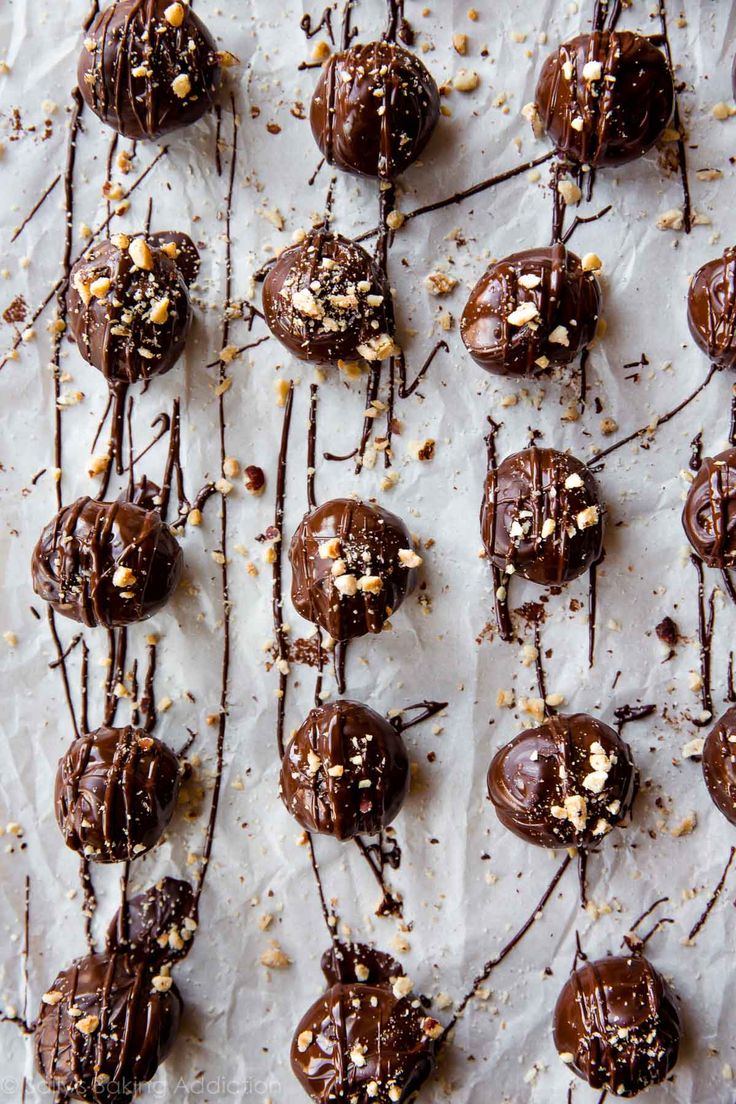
[702, 705, 736, 826]
[687, 247, 736, 368]
[682, 448, 736, 568]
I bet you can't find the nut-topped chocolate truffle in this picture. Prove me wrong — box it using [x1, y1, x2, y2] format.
[32, 497, 183, 628]
[687, 247, 736, 368]
[702, 705, 736, 826]
[291, 982, 439, 1103]
[461, 244, 600, 377]
[79, 0, 222, 140]
[55, 726, 181, 863]
[280, 700, 410, 840]
[488, 714, 637, 849]
[481, 447, 604, 586]
[290, 498, 418, 641]
[534, 31, 674, 167]
[107, 877, 196, 965]
[35, 951, 182, 1103]
[682, 448, 736, 568]
[68, 233, 196, 384]
[262, 231, 396, 366]
[310, 41, 440, 179]
[553, 954, 681, 1097]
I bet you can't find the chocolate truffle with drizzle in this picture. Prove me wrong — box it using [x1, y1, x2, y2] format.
[687, 247, 736, 369]
[280, 700, 410, 840]
[79, 0, 222, 140]
[553, 954, 681, 1096]
[32, 496, 183, 628]
[310, 41, 440, 179]
[533, 31, 674, 167]
[702, 705, 736, 826]
[682, 448, 736, 568]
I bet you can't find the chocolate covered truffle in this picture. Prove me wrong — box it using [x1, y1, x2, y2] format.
[68, 233, 195, 384]
[280, 700, 410, 840]
[461, 244, 600, 377]
[481, 447, 604, 586]
[682, 448, 736, 568]
[687, 247, 736, 368]
[35, 951, 182, 1103]
[55, 725, 181, 863]
[553, 955, 681, 1097]
[262, 231, 396, 366]
[310, 41, 440, 179]
[290, 498, 418, 641]
[702, 705, 736, 826]
[79, 0, 221, 140]
[291, 982, 439, 1104]
[534, 31, 674, 166]
[32, 496, 183, 628]
[488, 713, 637, 848]
[107, 877, 196, 965]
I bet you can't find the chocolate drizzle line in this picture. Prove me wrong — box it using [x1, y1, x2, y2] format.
[658, 0, 692, 234]
[686, 846, 736, 943]
[484, 418, 513, 641]
[10, 174, 61, 244]
[691, 555, 715, 724]
[273, 383, 295, 760]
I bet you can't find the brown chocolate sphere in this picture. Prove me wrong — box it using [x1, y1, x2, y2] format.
[687, 247, 736, 368]
[55, 726, 181, 863]
[310, 41, 440, 179]
[534, 31, 674, 167]
[279, 700, 410, 839]
[35, 951, 182, 1103]
[289, 498, 418, 641]
[481, 447, 604, 586]
[461, 244, 600, 377]
[79, 0, 221, 140]
[553, 955, 681, 1097]
[262, 231, 395, 366]
[682, 448, 736, 568]
[31, 497, 183, 628]
[488, 713, 637, 849]
[107, 877, 196, 966]
[702, 706, 736, 826]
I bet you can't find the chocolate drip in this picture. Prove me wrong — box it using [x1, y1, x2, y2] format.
[686, 846, 736, 942]
[10, 173, 61, 244]
[273, 383, 294, 759]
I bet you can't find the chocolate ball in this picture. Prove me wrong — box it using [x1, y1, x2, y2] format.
[702, 706, 736, 826]
[534, 31, 674, 166]
[461, 244, 600, 377]
[79, 0, 221, 140]
[107, 877, 196, 966]
[687, 247, 736, 368]
[279, 700, 410, 840]
[32, 496, 183, 628]
[481, 447, 604, 586]
[553, 955, 681, 1097]
[310, 41, 440, 179]
[68, 234, 194, 384]
[55, 726, 181, 863]
[488, 713, 637, 849]
[291, 983, 438, 1103]
[321, 941, 404, 988]
[262, 231, 395, 366]
[35, 951, 182, 1103]
[682, 448, 736, 568]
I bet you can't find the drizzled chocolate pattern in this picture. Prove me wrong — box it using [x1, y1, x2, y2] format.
[702, 705, 736, 826]
[262, 231, 396, 366]
[553, 954, 681, 1096]
[31, 497, 183, 628]
[687, 247, 736, 368]
[107, 877, 196, 965]
[461, 244, 600, 377]
[68, 234, 196, 384]
[320, 941, 404, 988]
[55, 726, 181, 862]
[481, 447, 604, 586]
[280, 700, 410, 839]
[310, 41, 440, 179]
[488, 713, 637, 849]
[682, 448, 736, 567]
[79, 0, 222, 140]
[534, 31, 674, 166]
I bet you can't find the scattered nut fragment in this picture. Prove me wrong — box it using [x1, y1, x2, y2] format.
[334, 574, 358, 597]
[507, 302, 539, 327]
[244, 465, 265, 495]
[151, 974, 173, 992]
[656, 208, 685, 232]
[297, 1030, 313, 1053]
[671, 812, 697, 838]
[171, 73, 192, 99]
[128, 237, 153, 271]
[312, 40, 331, 63]
[90, 277, 111, 299]
[75, 1015, 100, 1035]
[558, 179, 582, 205]
[149, 297, 170, 325]
[409, 439, 435, 462]
[453, 69, 480, 93]
[453, 33, 468, 55]
[712, 101, 736, 120]
[581, 252, 603, 273]
[398, 548, 423, 569]
[358, 575, 383, 594]
[260, 941, 291, 969]
[576, 505, 600, 530]
[599, 417, 618, 435]
[386, 209, 405, 230]
[112, 566, 136, 588]
[425, 271, 457, 296]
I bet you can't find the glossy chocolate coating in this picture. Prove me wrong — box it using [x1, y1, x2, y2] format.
[68, 235, 194, 384]
[262, 231, 394, 366]
[488, 713, 637, 849]
[32, 497, 183, 628]
[35, 951, 182, 1103]
[79, 0, 221, 140]
[461, 244, 600, 377]
[321, 941, 404, 988]
[682, 448, 736, 568]
[535, 31, 674, 166]
[291, 982, 437, 1104]
[481, 447, 603, 586]
[702, 706, 736, 826]
[55, 726, 181, 863]
[148, 230, 201, 286]
[290, 498, 417, 641]
[553, 955, 681, 1097]
[280, 700, 410, 839]
[687, 248, 736, 368]
[107, 877, 196, 965]
[310, 41, 440, 179]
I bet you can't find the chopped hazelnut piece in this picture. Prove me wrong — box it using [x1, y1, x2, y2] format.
[128, 238, 153, 271]
[398, 548, 423, 569]
[171, 73, 192, 99]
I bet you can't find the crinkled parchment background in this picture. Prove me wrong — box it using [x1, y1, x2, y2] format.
[1, 0, 736, 1101]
